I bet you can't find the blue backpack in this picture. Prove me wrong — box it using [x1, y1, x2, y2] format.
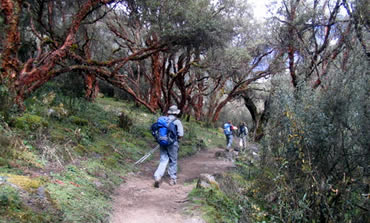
[151, 116, 178, 147]
[223, 123, 232, 135]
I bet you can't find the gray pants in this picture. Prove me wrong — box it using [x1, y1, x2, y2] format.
[226, 134, 233, 149]
[154, 142, 179, 180]
[240, 136, 247, 150]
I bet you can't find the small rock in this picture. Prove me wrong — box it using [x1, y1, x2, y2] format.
[47, 108, 55, 117]
[42, 92, 56, 105]
[215, 151, 227, 158]
[37, 186, 46, 199]
[196, 173, 219, 189]
[94, 180, 103, 188]
[0, 176, 6, 184]
[265, 191, 278, 202]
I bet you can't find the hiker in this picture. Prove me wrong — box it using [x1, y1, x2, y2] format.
[238, 122, 248, 151]
[153, 105, 184, 188]
[223, 121, 234, 151]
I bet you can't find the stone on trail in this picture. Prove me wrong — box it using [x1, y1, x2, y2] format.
[196, 173, 219, 189]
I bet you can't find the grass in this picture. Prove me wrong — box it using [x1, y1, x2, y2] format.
[187, 157, 275, 223]
[0, 85, 225, 222]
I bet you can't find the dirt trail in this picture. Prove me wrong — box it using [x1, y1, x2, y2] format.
[110, 148, 233, 223]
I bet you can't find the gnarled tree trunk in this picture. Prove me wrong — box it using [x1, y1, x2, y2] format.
[1, 0, 22, 85]
[84, 73, 99, 101]
[149, 52, 162, 110]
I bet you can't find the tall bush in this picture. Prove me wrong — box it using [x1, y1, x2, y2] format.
[261, 50, 369, 222]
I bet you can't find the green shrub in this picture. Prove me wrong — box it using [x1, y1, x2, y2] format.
[14, 114, 48, 131]
[190, 185, 241, 223]
[0, 184, 22, 210]
[118, 111, 133, 130]
[73, 144, 88, 155]
[0, 157, 8, 166]
[0, 184, 56, 222]
[69, 116, 89, 126]
[257, 50, 370, 222]
[102, 156, 119, 168]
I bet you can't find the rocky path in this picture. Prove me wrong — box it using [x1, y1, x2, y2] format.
[110, 148, 234, 223]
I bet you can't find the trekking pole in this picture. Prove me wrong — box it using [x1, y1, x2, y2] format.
[134, 145, 160, 165]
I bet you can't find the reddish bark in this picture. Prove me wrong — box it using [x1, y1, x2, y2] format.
[0, 0, 22, 82]
[67, 43, 166, 113]
[211, 95, 232, 123]
[173, 52, 192, 114]
[288, 46, 297, 87]
[82, 31, 99, 101]
[313, 24, 352, 89]
[286, 1, 299, 88]
[194, 94, 204, 121]
[55, 64, 157, 113]
[106, 21, 166, 112]
[313, 79, 321, 89]
[183, 73, 206, 120]
[84, 73, 99, 101]
[14, 0, 108, 105]
[149, 52, 162, 110]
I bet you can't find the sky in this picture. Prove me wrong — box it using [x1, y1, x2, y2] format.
[248, 0, 271, 21]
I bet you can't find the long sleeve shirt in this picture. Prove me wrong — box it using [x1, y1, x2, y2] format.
[168, 115, 184, 137]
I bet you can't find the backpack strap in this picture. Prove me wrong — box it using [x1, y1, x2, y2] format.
[168, 118, 177, 125]
[168, 118, 178, 140]
[169, 118, 177, 131]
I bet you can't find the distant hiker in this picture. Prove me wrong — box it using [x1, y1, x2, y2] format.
[223, 121, 234, 151]
[151, 105, 184, 188]
[239, 122, 248, 151]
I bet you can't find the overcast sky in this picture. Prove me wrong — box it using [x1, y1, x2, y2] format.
[249, 0, 270, 20]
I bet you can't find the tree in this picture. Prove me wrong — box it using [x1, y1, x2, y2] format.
[251, 0, 370, 221]
[272, 0, 356, 89]
[97, 0, 237, 114]
[241, 85, 271, 140]
[0, 0, 116, 109]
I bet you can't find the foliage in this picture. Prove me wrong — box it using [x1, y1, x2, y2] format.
[0, 85, 15, 122]
[68, 116, 89, 126]
[118, 111, 133, 130]
[257, 49, 369, 222]
[0, 185, 22, 211]
[133, 0, 236, 49]
[13, 114, 48, 131]
[0, 184, 58, 223]
[3, 174, 42, 191]
[189, 37, 369, 223]
[190, 173, 251, 223]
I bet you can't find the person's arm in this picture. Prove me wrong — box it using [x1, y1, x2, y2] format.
[175, 120, 184, 139]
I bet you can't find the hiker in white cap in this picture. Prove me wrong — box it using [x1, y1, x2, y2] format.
[153, 105, 184, 188]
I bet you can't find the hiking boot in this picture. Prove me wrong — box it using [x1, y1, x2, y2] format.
[169, 179, 176, 186]
[154, 177, 161, 188]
